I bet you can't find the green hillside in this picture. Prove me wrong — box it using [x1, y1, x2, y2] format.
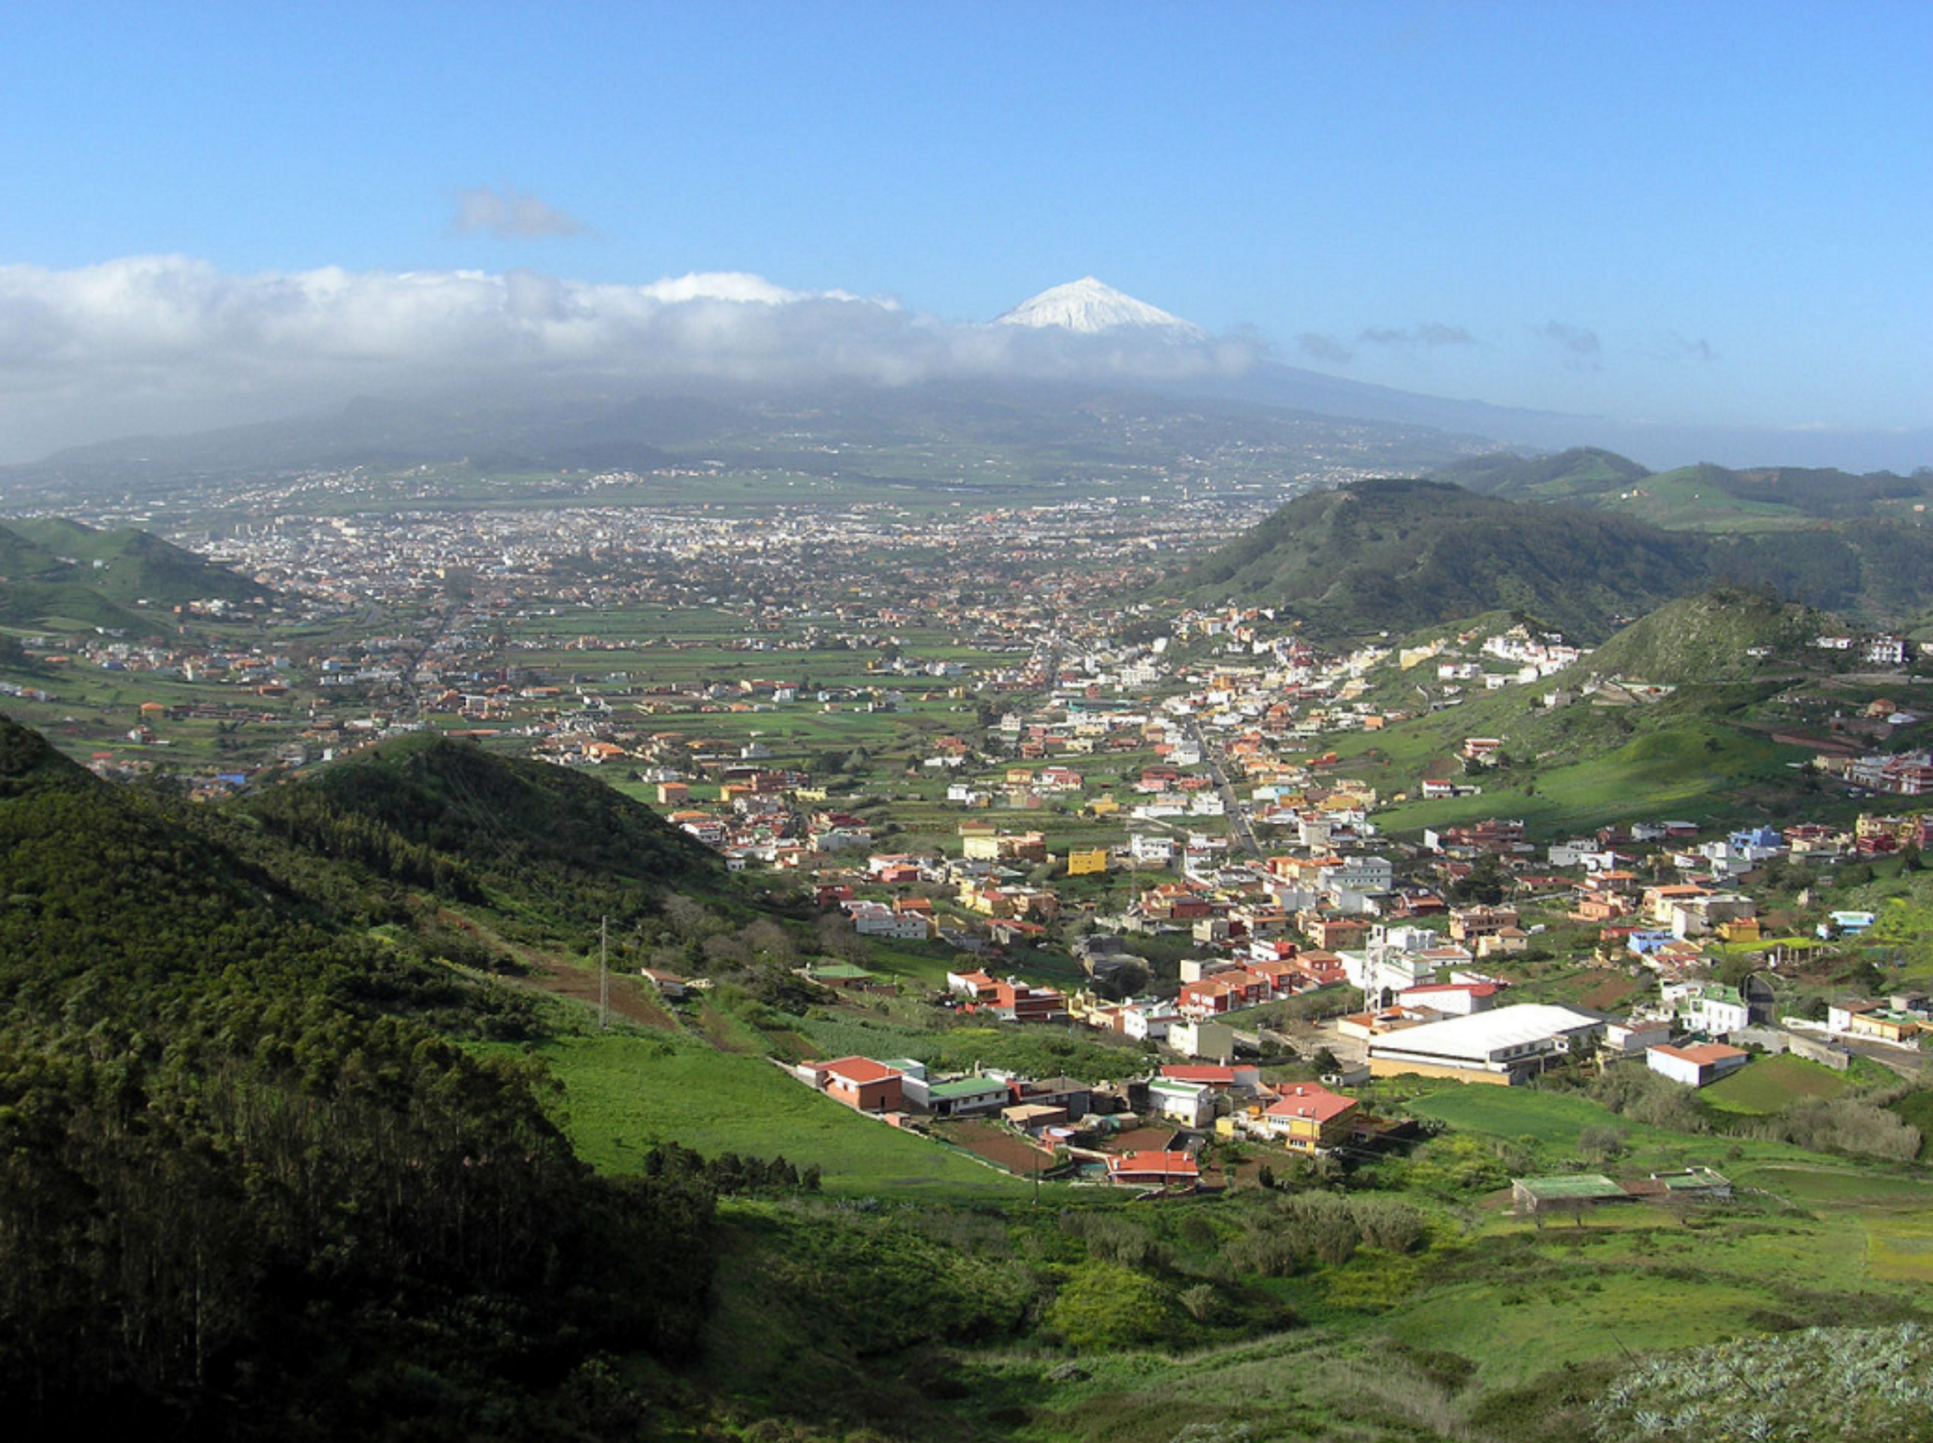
[1603, 462, 1933, 530]
[1436, 452, 1933, 531]
[1162, 478, 1933, 640]
[1316, 589, 1856, 831]
[0, 713, 717, 1437]
[1727, 519, 1933, 626]
[7, 516, 269, 605]
[0, 516, 267, 632]
[1156, 478, 1715, 642]
[1434, 446, 1651, 501]
[0, 578, 149, 632]
[1583, 587, 1824, 684]
[200, 733, 740, 990]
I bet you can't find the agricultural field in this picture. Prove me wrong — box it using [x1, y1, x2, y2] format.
[1703, 1052, 1853, 1114]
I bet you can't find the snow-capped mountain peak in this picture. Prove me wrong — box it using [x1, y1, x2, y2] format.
[995, 276, 1206, 339]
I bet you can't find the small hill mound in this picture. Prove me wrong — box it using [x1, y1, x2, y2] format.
[1155, 478, 1713, 643]
[5, 516, 269, 605]
[0, 517, 267, 631]
[1586, 588, 1822, 684]
[1434, 447, 1650, 501]
[240, 735, 728, 936]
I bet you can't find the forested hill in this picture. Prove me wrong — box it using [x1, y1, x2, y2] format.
[232, 733, 732, 952]
[1154, 478, 1715, 643]
[1157, 477, 1933, 639]
[0, 714, 716, 1440]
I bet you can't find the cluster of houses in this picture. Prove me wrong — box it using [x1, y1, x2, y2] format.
[790, 1049, 1375, 1190]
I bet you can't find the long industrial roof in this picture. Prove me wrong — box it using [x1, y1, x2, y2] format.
[1367, 1003, 1602, 1063]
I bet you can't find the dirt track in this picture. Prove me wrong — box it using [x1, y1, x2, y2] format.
[523, 954, 679, 1029]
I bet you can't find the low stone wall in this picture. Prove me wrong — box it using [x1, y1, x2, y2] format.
[1734, 1024, 1851, 1071]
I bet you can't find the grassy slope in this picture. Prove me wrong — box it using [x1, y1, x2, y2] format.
[1388, 1084, 1933, 1386]
[1350, 694, 1807, 836]
[1434, 446, 1651, 502]
[6, 517, 265, 604]
[1704, 1054, 1851, 1114]
[1584, 586, 1824, 683]
[512, 1026, 1031, 1200]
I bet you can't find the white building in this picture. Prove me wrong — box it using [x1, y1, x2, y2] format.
[1647, 1042, 1750, 1088]
[1122, 1001, 1180, 1043]
[1604, 1017, 1673, 1055]
[1146, 1078, 1216, 1126]
[1326, 855, 1393, 895]
[1367, 1004, 1606, 1083]
[1168, 1018, 1237, 1061]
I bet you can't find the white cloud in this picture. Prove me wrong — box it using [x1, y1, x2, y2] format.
[0, 257, 1256, 462]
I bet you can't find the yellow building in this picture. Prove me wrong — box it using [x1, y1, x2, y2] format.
[1067, 848, 1109, 876]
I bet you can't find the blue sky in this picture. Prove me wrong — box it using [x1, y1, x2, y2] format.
[2, 1, 1928, 463]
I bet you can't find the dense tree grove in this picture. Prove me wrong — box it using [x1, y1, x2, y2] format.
[0, 719, 719, 1438]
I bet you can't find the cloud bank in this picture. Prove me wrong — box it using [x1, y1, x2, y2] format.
[0, 256, 1259, 462]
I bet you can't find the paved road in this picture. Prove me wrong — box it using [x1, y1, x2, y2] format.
[1834, 1035, 1923, 1080]
[1186, 717, 1263, 862]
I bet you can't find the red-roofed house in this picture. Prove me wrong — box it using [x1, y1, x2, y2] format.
[1290, 950, 1349, 989]
[1257, 1082, 1360, 1152]
[814, 1056, 906, 1112]
[1105, 1150, 1201, 1188]
[983, 979, 1068, 1023]
[1646, 1042, 1749, 1088]
[1161, 1063, 1262, 1092]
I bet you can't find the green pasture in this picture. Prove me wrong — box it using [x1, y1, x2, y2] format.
[1373, 722, 1808, 835]
[1864, 1211, 1933, 1284]
[1703, 1053, 1851, 1114]
[1403, 1083, 1908, 1180]
[507, 1027, 1029, 1200]
[1602, 471, 1810, 532]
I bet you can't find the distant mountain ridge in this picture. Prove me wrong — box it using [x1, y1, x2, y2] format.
[1436, 446, 1933, 524]
[0, 375, 1484, 504]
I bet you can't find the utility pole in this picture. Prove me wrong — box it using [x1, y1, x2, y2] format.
[599, 915, 609, 1030]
